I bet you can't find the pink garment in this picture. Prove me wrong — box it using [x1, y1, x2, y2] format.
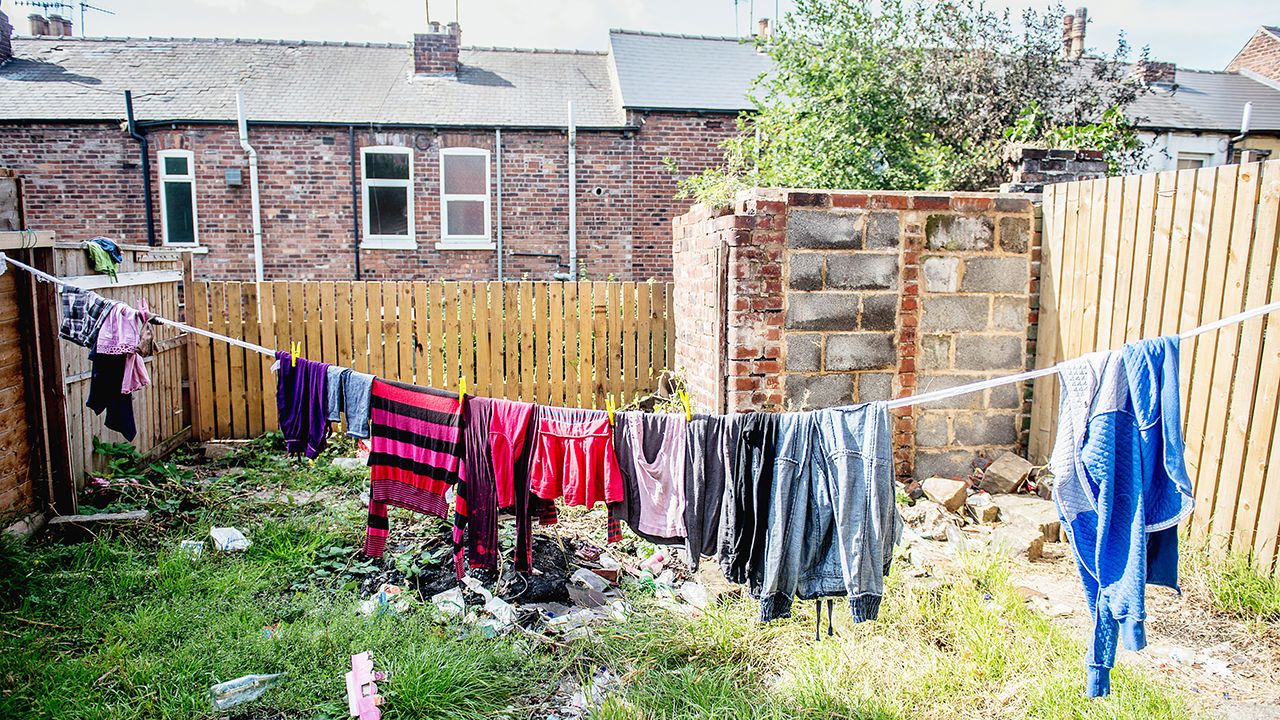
[121, 299, 151, 394]
[625, 413, 688, 537]
[491, 399, 535, 509]
[94, 303, 141, 355]
[529, 408, 623, 508]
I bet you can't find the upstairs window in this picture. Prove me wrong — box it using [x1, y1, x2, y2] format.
[439, 147, 493, 249]
[361, 146, 415, 249]
[159, 150, 198, 245]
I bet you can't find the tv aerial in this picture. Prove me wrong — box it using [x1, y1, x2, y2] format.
[16, 0, 115, 35]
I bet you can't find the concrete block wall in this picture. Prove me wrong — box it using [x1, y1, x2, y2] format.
[673, 188, 1038, 482]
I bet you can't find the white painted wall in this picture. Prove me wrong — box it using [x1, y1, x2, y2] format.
[1138, 131, 1232, 172]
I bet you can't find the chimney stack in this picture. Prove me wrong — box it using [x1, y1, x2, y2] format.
[1132, 59, 1176, 86]
[1068, 7, 1087, 60]
[413, 21, 461, 77]
[47, 13, 72, 36]
[1061, 14, 1073, 57]
[0, 5, 11, 64]
[756, 17, 770, 39]
[28, 13, 49, 36]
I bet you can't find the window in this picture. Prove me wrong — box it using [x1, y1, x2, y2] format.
[158, 150, 198, 245]
[439, 147, 493, 249]
[361, 146, 415, 249]
[1176, 152, 1212, 171]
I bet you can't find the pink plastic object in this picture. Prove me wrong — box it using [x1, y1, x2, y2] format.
[345, 651, 387, 720]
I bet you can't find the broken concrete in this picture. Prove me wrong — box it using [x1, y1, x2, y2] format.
[979, 452, 1033, 494]
[922, 476, 969, 512]
[993, 494, 1061, 543]
[48, 509, 149, 525]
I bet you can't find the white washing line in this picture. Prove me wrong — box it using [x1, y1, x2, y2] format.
[4, 250, 1279, 409]
[0, 252, 277, 358]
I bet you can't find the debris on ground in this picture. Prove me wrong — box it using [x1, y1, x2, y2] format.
[331, 457, 369, 473]
[360, 584, 412, 617]
[431, 587, 466, 618]
[200, 440, 252, 461]
[567, 568, 622, 608]
[48, 509, 150, 526]
[345, 652, 387, 720]
[178, 539, 205, 557]
[209, 526, 251, 551]
[209, 672, 286, 710]
[922, 476, 968, 512]
[979, 452, 1034, 494]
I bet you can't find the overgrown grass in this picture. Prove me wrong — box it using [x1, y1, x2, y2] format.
[583, 554, 1204, 720]
[0, 441, 1210, 719]
[1183, 545, 1280, 622]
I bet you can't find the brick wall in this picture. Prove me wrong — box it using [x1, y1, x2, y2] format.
[0, 112, 737, 282]
[673, 188, 1038, 482]
[413, 22, 460, 76]
[671, 203, 736, 412]
[1227, 28, 1280, 83]
[1001, 145, 1108, 194]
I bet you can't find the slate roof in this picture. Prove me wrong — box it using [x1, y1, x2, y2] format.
[607, 29, 769, 111]
[1129, 68, 1280, 132]
[0, 36, 626, 127]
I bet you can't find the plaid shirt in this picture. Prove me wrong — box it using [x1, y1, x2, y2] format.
[59, 288, 115, 348]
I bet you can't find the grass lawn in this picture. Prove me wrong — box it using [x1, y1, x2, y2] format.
[0, 437, 1235, 719]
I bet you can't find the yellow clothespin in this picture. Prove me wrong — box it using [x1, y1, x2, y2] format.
[290, 341, 302, 367]
[678, 388, 691, 421]
[459, 375, 467, 398]
[605, 394, 616, 426]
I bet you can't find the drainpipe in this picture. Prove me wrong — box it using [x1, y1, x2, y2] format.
[567, 100, 577, 280]
[236, 93, 265, 283]
[1227, 101, 1253, 165]
[496, 127, 504, 281]
[350, 127, 362, 280]
[123, 91, 157, 246]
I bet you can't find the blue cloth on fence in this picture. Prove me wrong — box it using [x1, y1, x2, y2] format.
[1052, 335, 1194, 697]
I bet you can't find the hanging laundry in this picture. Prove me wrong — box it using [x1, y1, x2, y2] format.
[1052, 336, 1194, 698]
[83, 236, 122, 281]
[682, 414, 734, 571]
[757, 410, 820, 621]
[95, 300, 151, 395]
[811, 403, 901, 623]
[614, 412, 688, 541]
[86, 302, 153, 440]
[325, 366, 375, 439]
[275, 351, 332, 459]
[123, 298, 155, 395]
[462, 397, 544, 572]
[59, 288, 116, 348]
[363, 381, 464, 558]
[86, 353, 136, 440]
[529, 407, 623, 508]
[721, 413, 778, 595]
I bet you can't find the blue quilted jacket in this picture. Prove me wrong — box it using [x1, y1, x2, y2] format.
[1052, 335, 1194, 697]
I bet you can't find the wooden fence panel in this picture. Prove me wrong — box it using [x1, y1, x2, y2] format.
[191, 280, 676, 434]
[1030, 159, 1280, 574]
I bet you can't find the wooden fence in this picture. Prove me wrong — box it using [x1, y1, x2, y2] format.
[1028, 160, 1280, 573]
[187, 280, 676, 441]
[56, 244, 190, 487]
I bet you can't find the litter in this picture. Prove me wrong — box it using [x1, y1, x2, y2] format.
[677, 581, 708, 609]
[209, 526, 251, 552]
[567, 568, 622, 608]
[261, 623, 281, 639]
[359, 584, 411, 617]
[345, 651, 388, 720]
[431, 587, 466, 618]
[638, 549, 668, 573]
[209, 672, 285, 710]
[178, 540, 204, 557]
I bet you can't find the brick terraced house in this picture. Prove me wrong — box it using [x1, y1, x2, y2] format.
[0, 7, 767, 281]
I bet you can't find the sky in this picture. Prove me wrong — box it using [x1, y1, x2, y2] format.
[12, 0, 1272, 71]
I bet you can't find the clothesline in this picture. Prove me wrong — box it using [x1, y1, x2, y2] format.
[4, 251, 1279, 410]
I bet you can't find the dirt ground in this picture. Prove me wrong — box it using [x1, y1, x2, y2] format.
[1004, 544, 1280, 719]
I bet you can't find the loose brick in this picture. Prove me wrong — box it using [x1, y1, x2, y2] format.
[826, 253, 898, 290]
[925, 215, 994, 251]
[961, 257, 1030, 294]
[786, 209, 863, 249]
[825, 332, 896, 371]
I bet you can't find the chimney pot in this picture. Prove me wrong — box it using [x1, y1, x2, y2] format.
[1069, 7, 1087, 60]
[756, 17, 770, 39]
[28, 12, 49, 36]
[1061, 14, 1073, 57]
[413, 21, 460, 76]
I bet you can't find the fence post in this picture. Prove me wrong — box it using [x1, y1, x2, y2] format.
[182, 252, 205, 442]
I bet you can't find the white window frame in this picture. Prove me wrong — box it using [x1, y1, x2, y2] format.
[158, 149, 199, 246]
[1175, 152, 1213, 171]
[438, 147, 494, 250]
[361, 146, 416, 250]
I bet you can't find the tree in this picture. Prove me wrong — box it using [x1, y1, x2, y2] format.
[676, 0, 1147, 205]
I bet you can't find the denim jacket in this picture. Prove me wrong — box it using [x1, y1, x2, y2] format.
[758, 403, 901, 622]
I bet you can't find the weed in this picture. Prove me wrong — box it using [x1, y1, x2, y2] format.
[1188, 550, 1280, 622]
